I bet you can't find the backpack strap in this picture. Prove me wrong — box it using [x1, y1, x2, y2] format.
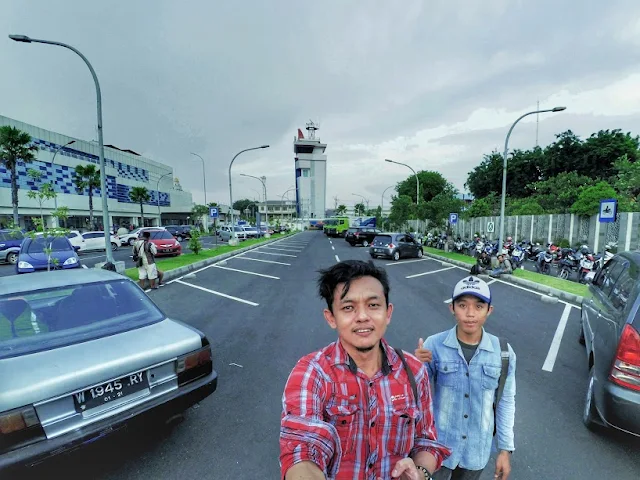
[493, 337, 510, 436]
[394, 348, 419, 408]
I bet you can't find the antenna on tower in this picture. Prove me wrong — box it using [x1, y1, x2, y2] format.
[306, 120, 319, 140]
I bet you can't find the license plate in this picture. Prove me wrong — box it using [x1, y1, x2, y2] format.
[73, 370, 148, 412]
[375, 248, 383, 252]
[162, 249, 172, 253]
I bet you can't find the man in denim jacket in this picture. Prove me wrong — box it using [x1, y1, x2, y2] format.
[415, 276, 516, 479]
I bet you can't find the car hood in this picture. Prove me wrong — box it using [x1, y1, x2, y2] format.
[0, 318, 202, 412]
[150, 239, 178, 246]
[21, 250, 76, 264]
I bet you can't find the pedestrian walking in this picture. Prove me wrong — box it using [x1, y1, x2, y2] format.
[133, 231, 160, 290]
[415, 276, 516, 480]
[280, 260, 450, 480]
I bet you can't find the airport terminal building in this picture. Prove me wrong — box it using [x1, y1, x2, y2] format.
[0, 115, 195, 230]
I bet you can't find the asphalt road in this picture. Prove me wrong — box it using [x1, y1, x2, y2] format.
[0, 235, 227, 277]
[15, 231, 640, 480]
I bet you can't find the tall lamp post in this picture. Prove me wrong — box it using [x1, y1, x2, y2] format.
[385, 159, 419, 205]
[228, 145, 269, 245]
[51, 140, 76, 227]
[240, 173, 269, 235]
[381, 185, 394, 215]
[156, 172, 172, 226]
[10, 34, 114, 262]
[351, 193, 369, 216]
[497, 106, 567, 249]
[190, 153, 207, 205]
[281, 187, 296, 223]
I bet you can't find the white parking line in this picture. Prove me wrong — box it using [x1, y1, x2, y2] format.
[260, 246, 303, 252]
[331, 246, 335, 250]
[213, 265, 280, 279]
[542, 304, 572, 372]
[335, 254, 340, 262]
[175, 280, 259, 306]
[385, 258, 430, 266]
[78, 254, 106, 261]
[251, 250, 297, 258]
[494, 278, 580, 309]
[233, 256, 291, 266]
[406, 266, 456, 279]
[81, 264, 89, 269]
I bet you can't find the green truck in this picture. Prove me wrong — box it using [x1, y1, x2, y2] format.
[324, 216, 350, 237]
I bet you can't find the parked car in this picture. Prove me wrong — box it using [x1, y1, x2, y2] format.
[369, 233, 423, 261]
[242, 226, 259, 238]
[119, 228, 147, 246]
[579, 251, 640, 437]
[164, 225, 191, 242]
[0, 230, 25, 265]
[65, 230, 86, 251]
[346, 227, 382, 247]
[16, 236, 80, 274]
[79, 231, 122, 252]
[218, 226, 247, 242]
[0, 269, 218, 471]
[141, 229, 182, 257]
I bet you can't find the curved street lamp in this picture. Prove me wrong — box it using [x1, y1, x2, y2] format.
[498, 106, 567, 249]
[10, 34, 114, 262]
[156, 172, 172, 225]
[385, 159, 419, 205]
[240, 173, 268, 234]
[51, 140, 75, 227]
[190, 153, 207, 205]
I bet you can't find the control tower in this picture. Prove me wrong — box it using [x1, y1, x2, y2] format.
[294, 121, 327, 219]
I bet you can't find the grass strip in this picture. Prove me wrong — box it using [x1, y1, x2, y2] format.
[123, 233, 293, 281]
[424, 247, 475, 265]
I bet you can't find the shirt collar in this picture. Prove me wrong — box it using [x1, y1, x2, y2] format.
[332, 338, 397, 375]
[443, 326, 495, 352]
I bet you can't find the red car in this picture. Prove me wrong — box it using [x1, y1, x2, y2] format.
[139, 228, 182, 257]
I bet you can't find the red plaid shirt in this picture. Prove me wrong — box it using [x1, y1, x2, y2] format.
[280, 339, 450, 479]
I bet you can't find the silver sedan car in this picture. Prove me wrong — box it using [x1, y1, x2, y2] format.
[0, 269, 218, 471]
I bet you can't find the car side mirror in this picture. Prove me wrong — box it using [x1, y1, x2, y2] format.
[73, 246, 81, 252]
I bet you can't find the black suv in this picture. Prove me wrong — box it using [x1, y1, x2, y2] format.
[345, 227, 382, 247]
[580, 251, 640, 437]
[370, 233, 423, 261]
[164, 225, 191, 242]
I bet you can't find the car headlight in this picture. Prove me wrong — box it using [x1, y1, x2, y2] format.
[18, 261, 33, 269]
[64, 257, 78, 265]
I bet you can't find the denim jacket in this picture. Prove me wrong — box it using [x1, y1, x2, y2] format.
[424, 327, 516, 471]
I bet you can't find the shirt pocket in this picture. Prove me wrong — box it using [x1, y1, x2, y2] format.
[481, 364, 501, 390]
[385, 386, 419, 455]
[325, 385, 360, 456]
[435, 362, 460, 389]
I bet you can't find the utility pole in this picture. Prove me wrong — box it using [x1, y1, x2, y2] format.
[333, 195, 339, 210]
[536, 99, 540, 147]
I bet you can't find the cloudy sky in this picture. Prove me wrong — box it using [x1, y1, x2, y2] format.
[2, 1, 640, 210]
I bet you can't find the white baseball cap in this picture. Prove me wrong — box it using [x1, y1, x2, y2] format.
[452, 276, 492, 304]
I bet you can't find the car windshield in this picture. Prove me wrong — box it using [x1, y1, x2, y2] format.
[26, 237, 71, 253]
[234, 227, 245, 232]
[0, 230, 24, 241]
[325, 220, 337, 226]
[373, 235, 392, 246]
[149, 231, 174, 240]
[0, 279, 165, 359]
[347, 228, 359, 233]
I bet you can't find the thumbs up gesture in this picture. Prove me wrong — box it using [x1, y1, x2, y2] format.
[414, 338, 432, 363]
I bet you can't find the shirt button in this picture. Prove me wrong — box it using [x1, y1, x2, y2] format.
[370, 421, 375, 427]
[369, 463, 374, 469]
[465, 393, 469, 398]
[369, 382, 374, 387]
[464, 414, 468, 419]
[462, 435, 467, 439]
[466, 372, 469, 377]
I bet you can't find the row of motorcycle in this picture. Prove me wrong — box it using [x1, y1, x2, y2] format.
[426, 234, 616, 284]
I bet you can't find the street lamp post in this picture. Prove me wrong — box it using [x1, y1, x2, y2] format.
[351, 193, 368, 216]
[381, 185, 394, 215]
[240, 173, 269, 236]
[497, 106, 567, 250]
[51, 140, 76, 227]
[10, 34, 114, 263]
[228, 145, 269, 245]
[190, 153, 207, 205]
[281, 187, 296, 222]
[385, 159, 420, 205]
[156, 172, 172, 226]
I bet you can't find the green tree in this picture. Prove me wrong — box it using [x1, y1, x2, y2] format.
[354, 202, 365, 216]
[26, 169, 57, 228]
[582, 129, 640, 179]
[461, 192, 499, 218]
[191, 204, 209, 229]
[207, 201, 219, 207]
[73, 163, 101, 229]
[465, 152, 503, 199]
[420, 187, 463, 229]
[571, 181, 618, 217]
[389, 195, 413, 229]
[233, 198, 254, 215]
[335, 204, 347, 215]
[542, 130, 585, 178]
[0, 126, 38, 225]
[129, 186, 151, 226]
[527, 171, 594, 213]
[396, 170, 448, 204]
[614, 154, 640, 203]
[506, 197, 546, 216]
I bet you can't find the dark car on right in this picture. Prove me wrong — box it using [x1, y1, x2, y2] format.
[369, 233, 423, 261]
[345, 227, 382, 247]
[164, 225, 191, 242]
[580, 251, 640, 437]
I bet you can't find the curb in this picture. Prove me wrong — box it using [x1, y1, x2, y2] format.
[423, 251, 584, 306]
[130, 232, 301, 283]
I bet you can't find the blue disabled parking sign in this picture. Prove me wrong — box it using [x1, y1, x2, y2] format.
[599, 199, 617, 223]
[449, 213, 458, 225]
[209, 206, 219, 218]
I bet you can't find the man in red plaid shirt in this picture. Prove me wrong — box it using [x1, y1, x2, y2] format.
[280, 260, 450, 479]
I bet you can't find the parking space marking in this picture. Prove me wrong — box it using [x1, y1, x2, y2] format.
[542, 304, 572, 372]
[260, 246, 303, 252]
[494, 278, 580, 309]
[331, 246, 335, 250]
[385, 258, 430, 266]
[81, 265, 89, 269]
[335, 254, 340, 262]
[212, 265, 280, 279]
[251, 250, 297, 257]
[406, 266, 456, 279]
[175, 280, 259, 306]
[233, 256, 291, 266]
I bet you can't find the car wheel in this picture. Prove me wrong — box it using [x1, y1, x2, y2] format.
[128, 238, 136, 246]
[177, 235, 184, 242]
[417, 249, 423, 258]
[111, 242, 119, 251]
[393, 251, 400, 261]
[6, 252, 18, 265]
[583, 366, 602, 431]
[362, 240, 369, 247]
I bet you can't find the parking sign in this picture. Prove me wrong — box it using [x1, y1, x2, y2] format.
[449, 213, 458, 225]
[209, 206, 219, 218]
[599, 199, 617, 223]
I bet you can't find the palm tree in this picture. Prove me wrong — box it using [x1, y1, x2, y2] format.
[335, 204, 347, 215]
[0, 126, 38, 225]
[130, 186, 151, 226]
[73, 164, 101, 229]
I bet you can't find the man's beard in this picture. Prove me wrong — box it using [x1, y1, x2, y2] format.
[355, 344, 375, 353]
